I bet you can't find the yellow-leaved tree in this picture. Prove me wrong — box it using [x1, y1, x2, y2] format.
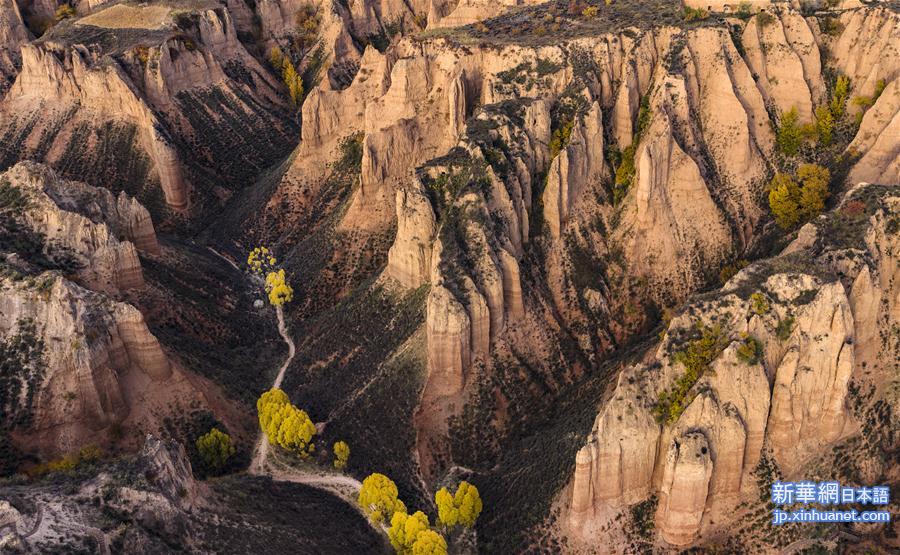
[388, 510, 430, 554]
[358, 473, 407, 525]
[435, 481, 482, 530]
[247, 246, 277, 276]
[265, 269, 294, 306]
[333, 441, 350, 470]
[797, 163, 830, 222]
[195, 428, 235, 474]
[410, 530, 447, 555]
[274, 404, 316, 456]
[256, 388, 316, 457]
[768, 173, 802, 230]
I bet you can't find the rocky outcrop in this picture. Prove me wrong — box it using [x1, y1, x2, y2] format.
[742, 6, 824, 122]
[0, 274, 174, 453]
[0, 4, 298, 219]
[137, 435, 201, 511]
[847, 79, 900, 184]
[273, 5, 899, 485]
[543, 101, 607, 240]
[568, 183, 898, 547]
[7, 42, 191, 210]
[385, 182, 436, 288]
[0, 0, 27, 95]
[656, 431, 712, 546]
[3, 162, 159, 294]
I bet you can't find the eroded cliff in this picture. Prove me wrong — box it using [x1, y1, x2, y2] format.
[568, 183, 898, 550]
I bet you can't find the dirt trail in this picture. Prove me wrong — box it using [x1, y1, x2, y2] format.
[249, 305, 295, 472]
[206, 245, 364, 509]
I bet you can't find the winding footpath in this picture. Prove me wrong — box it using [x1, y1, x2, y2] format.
[249, 305, 294, 473]
[205, 246, 364, 502]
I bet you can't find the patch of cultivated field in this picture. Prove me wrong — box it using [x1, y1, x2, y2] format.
[76, 4, 172, 29]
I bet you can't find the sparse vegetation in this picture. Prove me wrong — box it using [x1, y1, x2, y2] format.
[736, 335, 763, 365]
[654, 323, 727, 424]
[776, 315, 795, 341]
[294, 5, 322, 51]
[613, 93, 651, 204]
[548, 119, 574, 159]
[0, 319, 45, 434]
[54, 4, 76, 22]
[683, 6, 708, 22]
[719, 259, 748, 284]
[757, 11, 775, 28]
[750, 292, 770, 315]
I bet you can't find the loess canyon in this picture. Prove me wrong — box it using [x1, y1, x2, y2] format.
[0, 0, 898, 553]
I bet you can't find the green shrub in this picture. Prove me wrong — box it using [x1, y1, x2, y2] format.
[55, 4, 76, 21]
[654, 324, 727, 424]
[830, 75, 850, 119]
[750, 292, 770, 315]
[719, 259, 748, 285]
[757, 11, 775, 28]
[549, 119, 574, 159]
[736, 335, 763, 365]
[612, 95, 651, 205]
[776, 107, 803, 157]
[814, 105, 834, 145]
[768, 173, 802, 229]
[196, 428, 236, 474]
[776, 315, 795, 341]
[683, 7, 708, 22]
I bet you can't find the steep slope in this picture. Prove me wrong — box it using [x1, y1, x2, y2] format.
[568, 183, 898, 551]
[0, 2, 298, 226]
[0, 435, 384, 553]
[0, 0, 28, 94]
[2, 162, 158, 295]
[214, 2, 900, 551]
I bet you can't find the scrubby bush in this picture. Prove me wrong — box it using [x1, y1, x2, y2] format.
[196, 428, 235, 474]
[719, 259, 748, 285]
[736, 335, 763, 365]
[582, 6, 599, 18]
[757, 11, 775, 28]
[548, 119, 574, 159]
[776, 315, 795, 341]
[55, 4, 76, 21]
[683, 7, 708, 22]
[750, 292, 770, 315]
[295, 5, 322, 50]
